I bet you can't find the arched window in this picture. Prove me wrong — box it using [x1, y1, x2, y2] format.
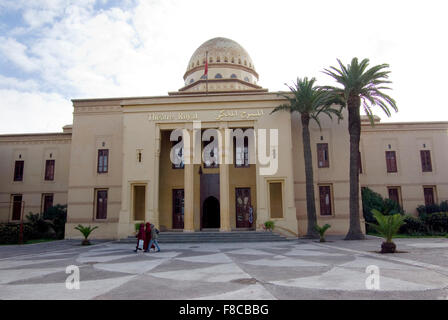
[230, 74, 237, 79]
[224, 57, 228, 62]
[238, 58, 241, 64]
[231, 57, 235, 63]
[189, 78, 194, 84]
[209, 57, 213, 63]
[244, 76, 250, 82]
[200, 75, 207, 79]
[196, 60, 199, 66]
[244, 60, 247, 66]
[215, 73, 223, 79]
[217, 56, 220, 62]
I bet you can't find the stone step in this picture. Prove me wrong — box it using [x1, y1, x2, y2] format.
[118, 231, 291, 243]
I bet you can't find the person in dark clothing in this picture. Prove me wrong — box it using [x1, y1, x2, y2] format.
[134, 223, 146, 252]
[143, 222, 152, 251]
[146, 222, 161, 252]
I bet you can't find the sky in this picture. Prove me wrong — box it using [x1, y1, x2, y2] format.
[0, 0, 447, 133]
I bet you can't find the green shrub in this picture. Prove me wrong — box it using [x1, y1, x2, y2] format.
[421, 212, 448, 233]
[399, 215, 427, 234]
[0, 223, 34, 244]
[417, 200, 448, 216]
[26, 213, 54, 239]
[314, 224, 331, 242]
[42, 204, 67, 239]
[362, 187, 404, 232]
[264, 220, 275, 231]
[74, 224, 98, 245]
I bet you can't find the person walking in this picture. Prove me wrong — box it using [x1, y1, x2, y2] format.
[134, 223, 146, 253]
[146, 222, 160, 252]
[143, 222, 152, 251]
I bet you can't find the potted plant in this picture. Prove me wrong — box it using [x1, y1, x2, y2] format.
[74, 224, 99, 245]
[264, 220, 275, 232]
[368, 209, 405, 253]
[314, 223, 331, 242]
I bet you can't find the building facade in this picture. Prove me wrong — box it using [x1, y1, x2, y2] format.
[0, 37, 447, 239]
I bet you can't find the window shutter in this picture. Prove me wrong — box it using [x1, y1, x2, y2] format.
[420, 150, 432, 172]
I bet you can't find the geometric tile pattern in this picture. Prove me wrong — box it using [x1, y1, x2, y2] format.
[1, 239, 448, 299]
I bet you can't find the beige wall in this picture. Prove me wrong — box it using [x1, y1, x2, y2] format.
[2, 92, 447, 240]
[291, 108, 362, 236]
[64, 99, 124, 239]
[360, 121, 448, 215]
[0, 132, 71, 222]
[117, 93, 298, 238]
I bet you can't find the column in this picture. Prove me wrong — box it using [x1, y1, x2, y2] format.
[219, 125, 231, 231]
[149, 126, 160, 227]
[184, 127, 195, 232]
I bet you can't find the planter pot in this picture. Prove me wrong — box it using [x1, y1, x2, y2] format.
[381, 241, 396, 253]
[82, 239, 91, 246]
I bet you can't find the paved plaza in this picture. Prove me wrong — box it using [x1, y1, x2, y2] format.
[0, 236, 448, 300]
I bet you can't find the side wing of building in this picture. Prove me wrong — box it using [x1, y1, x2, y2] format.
[360, 121, 448, 215]
[0, 128, 72, 222]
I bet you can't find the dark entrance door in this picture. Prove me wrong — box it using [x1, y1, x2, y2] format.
[236, 188, 252, 228]
[200, 173, 220, 229]
[12, 194, 22, 221]
[203, 196, 220, 228]
[172, 189, 184, 229]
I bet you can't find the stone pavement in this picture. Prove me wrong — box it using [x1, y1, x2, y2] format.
[0, 237, 448, 300]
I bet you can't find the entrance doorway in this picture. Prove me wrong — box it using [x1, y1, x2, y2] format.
[236, 188, 253, 228]
[172, 189, 184, 229]
[202, 196, 220, 228]
[200, 173, 220, 229]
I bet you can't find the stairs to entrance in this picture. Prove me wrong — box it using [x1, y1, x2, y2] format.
[119, 231, 291, 243]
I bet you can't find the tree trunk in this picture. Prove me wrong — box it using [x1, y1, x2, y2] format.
[301, 114, 319, 238]
[344, 95, 365, 240]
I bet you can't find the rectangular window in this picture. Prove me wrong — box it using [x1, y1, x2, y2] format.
[319, 185, 333, 216]
[203, 141, 219, 168]
[97, 149, 109, 173]
[420, 150, 432, 172]
[269, 182, 283, 218]
[14, 160, 24, 181]
[11, 194, 22, 221]
[423, 186, 436, 206]
[387, 187, 401, 206]
[317, 143, 329, 168]
[96, 189, 108, 219]
[45, 160, 55, 181]
[171, 141, 184, 169]
[42, 194, 54, 213]
[385, 151, 397, 173]
[133, 186, 146, 221]
[234, 137, 249, 168]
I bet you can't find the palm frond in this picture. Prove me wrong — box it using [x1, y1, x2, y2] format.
[322, 57, 397, 124]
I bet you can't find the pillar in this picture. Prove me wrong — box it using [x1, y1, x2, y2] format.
[184, 127, 195, 232]
[219, 125, 231, 231]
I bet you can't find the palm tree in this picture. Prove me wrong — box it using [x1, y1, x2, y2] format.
[323, 58, 397, 240]
[271, 77, 341, 238]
